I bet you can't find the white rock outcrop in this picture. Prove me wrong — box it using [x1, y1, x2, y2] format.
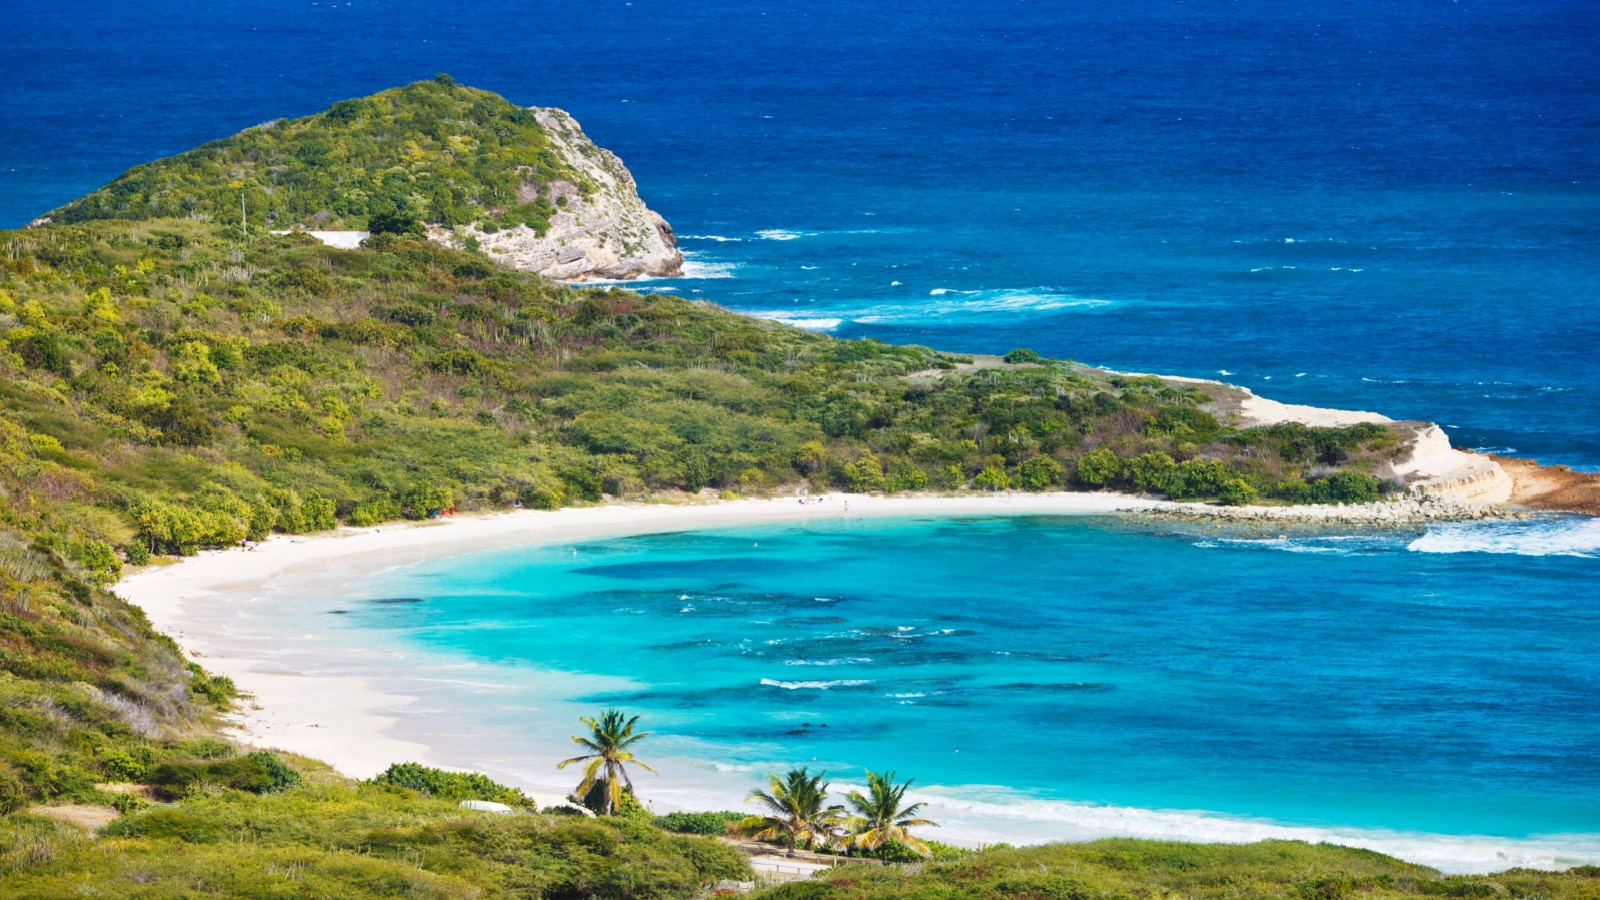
[428, 108, 682, 281]
[1392, 424, 1513, 504]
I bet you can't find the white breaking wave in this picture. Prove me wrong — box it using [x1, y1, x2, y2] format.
[756, 229, 811, 241]
[680, 234, 743, 242]
[783, 657, 872, 666]
[1195, 533, 1406, 557]
[768, 316, 843, 331]
[1409, 518, 1600, 559]
[759, 677, 873, 690]
[751, 290, 1110, 331]
[677, 257, 738, 279]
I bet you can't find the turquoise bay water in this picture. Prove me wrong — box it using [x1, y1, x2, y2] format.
[277, 513, 1600, 867]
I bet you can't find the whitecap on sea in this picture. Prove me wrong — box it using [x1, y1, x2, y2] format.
[759, 677, 873, 690]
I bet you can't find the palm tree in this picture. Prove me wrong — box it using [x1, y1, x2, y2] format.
[556, 709, 655, 815]
[844, 770, 937, 856]
[734, 768, 846, 855]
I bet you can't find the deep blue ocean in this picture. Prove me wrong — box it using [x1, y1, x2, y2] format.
[9, 0, 1600, 868]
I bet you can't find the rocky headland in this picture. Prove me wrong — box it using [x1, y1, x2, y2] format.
[432, 108, 683, 281]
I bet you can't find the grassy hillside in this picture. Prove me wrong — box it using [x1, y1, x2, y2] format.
[44, 75, 580, 235]
[1, 770, 752, 898]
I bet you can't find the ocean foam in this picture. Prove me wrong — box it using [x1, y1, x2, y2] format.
[676, 258, 738, 279]
[765, 316, 843, 331]
[762, 289, 1111, 330]
[1196, 533, 1406, 557]
[1408, 518, 1600, 559]
[756, 229, 811, 241]
[759, 677, 873, 690]
[680, 234, 743, 242]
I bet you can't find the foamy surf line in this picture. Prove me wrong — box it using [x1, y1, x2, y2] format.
[1409, 517, 1600, 558]
[751, 288, 1112, 331]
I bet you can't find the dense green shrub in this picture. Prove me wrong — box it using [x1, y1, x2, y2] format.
[347, 496, 400, 526]
[844, 454, 885, 493]
[1015, 455, 1062, 490]
[1076, 448, 1121, 487]
[146, 751, 301, 800]
[1125, 451, 1177, 493]
[1279, 471, 1382, 504]
[247, 750, 304, 793]
[1218, 478, 1258, 506]
[368, 761, 531, 807]
[399, 482, 453, 518]
[974, 466, 1010, 491]
[652, 810, 746, 836]
[884, 458, 929, 492]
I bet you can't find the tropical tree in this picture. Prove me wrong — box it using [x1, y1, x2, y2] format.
[557, 709, 655, 815]
[844, 770, 938, 857]
[734, 768, 845, 855]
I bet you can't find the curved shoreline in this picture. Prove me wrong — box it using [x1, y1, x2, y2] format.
[111, 491, 1600, 874]
[115, 492, 1156, 791]
[113, 487, 1557, 784]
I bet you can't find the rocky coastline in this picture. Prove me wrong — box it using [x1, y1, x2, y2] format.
[1132, 493, 1534, 526]
[433, 107, 683, 281]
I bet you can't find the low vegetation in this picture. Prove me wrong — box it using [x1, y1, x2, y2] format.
[752, 839, 1600, 900]
[0, 775, 752, 899]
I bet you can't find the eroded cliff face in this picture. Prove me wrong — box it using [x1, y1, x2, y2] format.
[429, 108, 682, 281]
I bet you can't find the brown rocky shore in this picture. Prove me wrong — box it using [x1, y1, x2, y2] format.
[1492, 455, 1600, 516]
[1128, 455, 1597, 526]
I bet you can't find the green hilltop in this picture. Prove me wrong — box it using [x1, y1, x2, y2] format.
[46, 75, 579, 234]
[0, 81, 1579, 898]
